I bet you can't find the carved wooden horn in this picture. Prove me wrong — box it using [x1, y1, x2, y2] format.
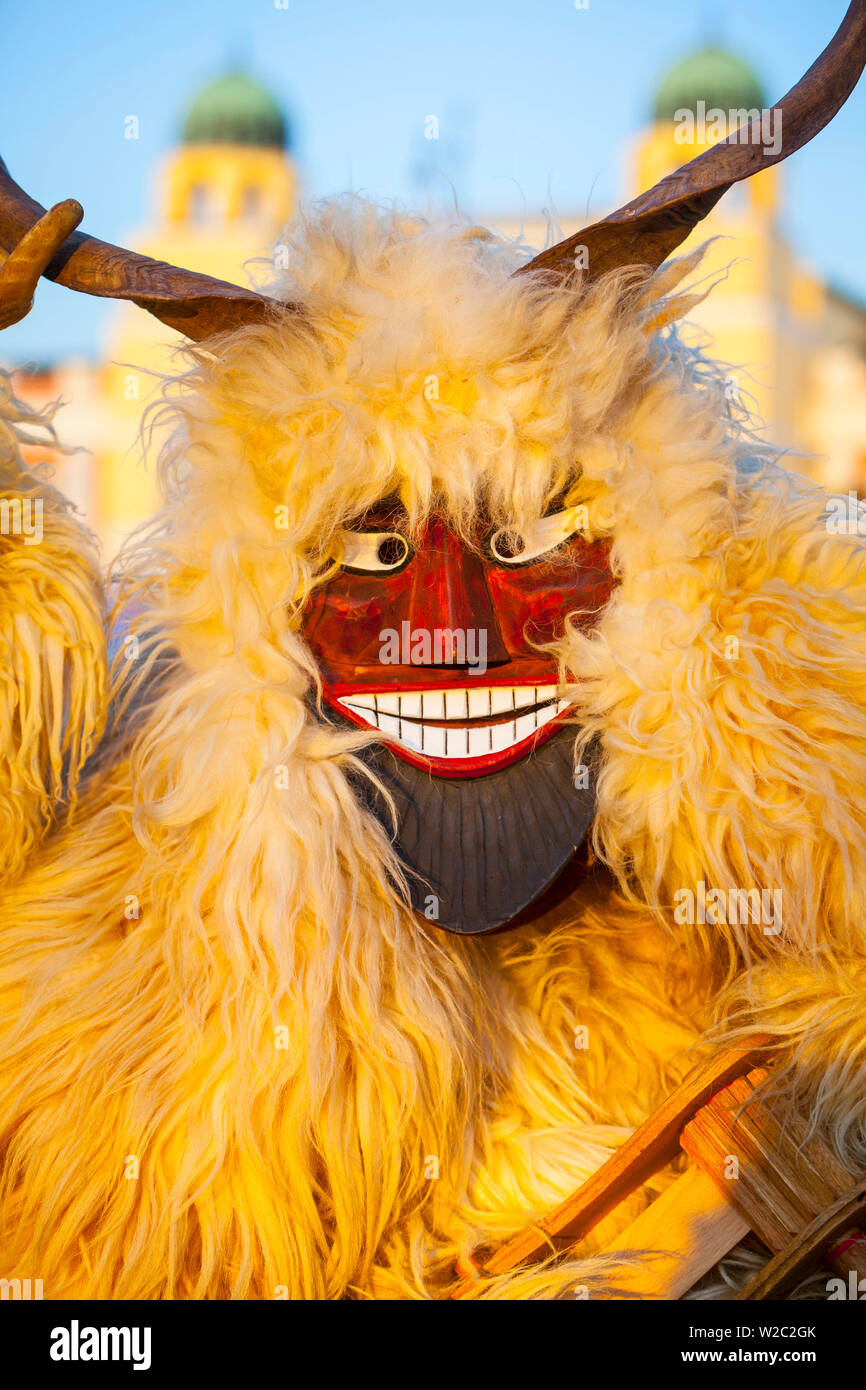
[0, 156, 289, 339]
[516, 0, 866, 284]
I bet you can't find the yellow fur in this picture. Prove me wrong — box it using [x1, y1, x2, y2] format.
[0, 203, 864, 1298]
[0, 375, 106, 889]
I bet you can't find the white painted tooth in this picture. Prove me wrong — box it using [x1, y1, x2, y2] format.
[536, 704, 557, 730]
[536, 684, 556, 705]
[422, 691, 445, 719]
[514, 711, 538, 745]
[396, 723, 425, 754]
[556, 698, 571, 713]
[490, 687, 514, 714]
[341, 695, 377, 713]
[468, 687, 491, 718]
[512, 687, 536, 711]
[421, 724, 446, 757]
[445, 725, 470, 758]
[445, 688, 469, 719]
[374, 692, 401, 716]
[467, 725, 492, 757]
[376, 711, 400, 740]
[490, 720, 516, 752]
[342, 705, 376, 726]
[399, 692, 422, 719]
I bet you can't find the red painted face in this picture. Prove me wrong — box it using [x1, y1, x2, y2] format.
[302, 502, 614, 778]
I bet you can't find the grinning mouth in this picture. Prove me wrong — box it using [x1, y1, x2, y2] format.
[337, 685, 571, 760]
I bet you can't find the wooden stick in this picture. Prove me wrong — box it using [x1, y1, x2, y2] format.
[450, 1034, 770, 1297]
[596, 1165, 749, 1300]
[683, 1066, 866, 1297]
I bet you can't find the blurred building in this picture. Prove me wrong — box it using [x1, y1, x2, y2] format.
[635, 45, 866, 492]
[10, 46, 866, 560]
[14, 70, 298, 557]
[502, 44, 866, 493]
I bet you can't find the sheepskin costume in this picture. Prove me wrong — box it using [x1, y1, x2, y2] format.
[1, 202, 865, 1300]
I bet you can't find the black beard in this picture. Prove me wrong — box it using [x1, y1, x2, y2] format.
[346, 721, 598, 935]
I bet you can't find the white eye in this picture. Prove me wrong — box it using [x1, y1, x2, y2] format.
[487, 507, 586, 565]
[340, 529, 412, 573]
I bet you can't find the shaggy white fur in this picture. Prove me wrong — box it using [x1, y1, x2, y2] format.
[0, 201, 864, 1299]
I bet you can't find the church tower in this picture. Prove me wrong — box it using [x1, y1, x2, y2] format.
[631, 46, 866, 490]
[634, 46, 799, 436]
[99, 72, 297, 553]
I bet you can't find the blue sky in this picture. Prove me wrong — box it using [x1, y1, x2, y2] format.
[2, 0, 864, 362]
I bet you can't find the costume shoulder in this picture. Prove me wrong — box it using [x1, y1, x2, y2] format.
[0, 368, 107, 887]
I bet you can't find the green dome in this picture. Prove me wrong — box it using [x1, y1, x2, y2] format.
[653, 46, 765, 121]
[183, 71, 289, 149]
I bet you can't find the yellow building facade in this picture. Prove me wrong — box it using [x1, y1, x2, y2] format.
[502, 45, 866, 495]
[631, 45, 866, 490]
[99, 72, 297, 553]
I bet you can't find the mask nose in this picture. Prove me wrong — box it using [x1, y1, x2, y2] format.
[405, 518, 509, 667]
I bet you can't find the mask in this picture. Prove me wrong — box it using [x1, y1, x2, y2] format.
[302, 501, 614, 933]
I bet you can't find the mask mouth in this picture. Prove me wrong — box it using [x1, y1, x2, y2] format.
[343, 716, 597, 936]
[334, 682, 571, 776]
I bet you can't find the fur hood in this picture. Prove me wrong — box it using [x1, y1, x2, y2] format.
[1, 202, 865, 1298]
